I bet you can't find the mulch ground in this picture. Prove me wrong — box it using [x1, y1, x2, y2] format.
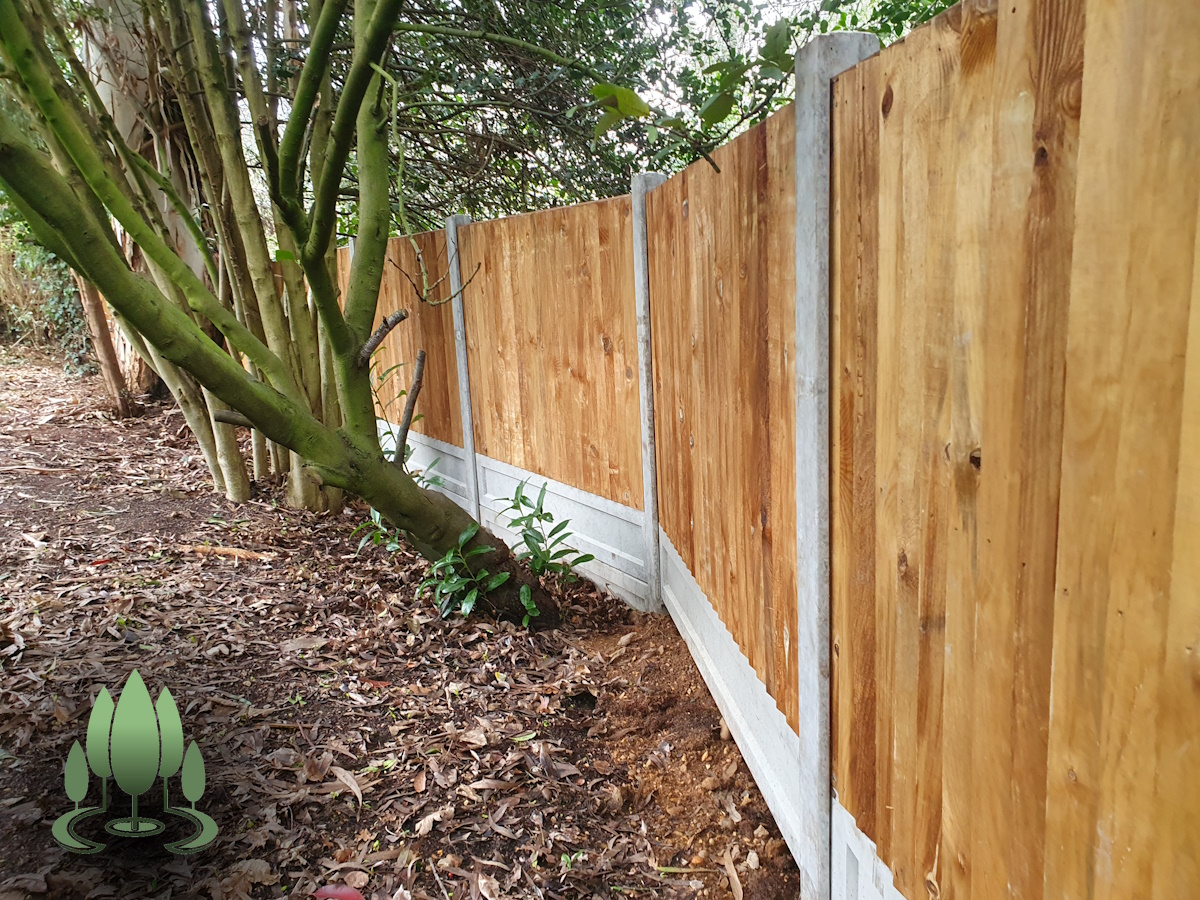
[0, 351, 799, 900]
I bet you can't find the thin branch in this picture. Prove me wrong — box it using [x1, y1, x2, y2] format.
[392, 23, 608, 82]
[394, 348, 425, 460]
[358, 309, 409, 367]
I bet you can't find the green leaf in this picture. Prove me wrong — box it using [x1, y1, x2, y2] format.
[486, 572, 511, 591]
[647, 124, 659, 144]
[274, 249, 295, 262]
[762, 19, 793, 64]
[461, 588, 478, 616]
[457, 523, 480, 548]
[590, 84, 650, 118]
[760, 64, 786, 82]
[699, 92, 736, 129]
[595, 107, 623, 137]
[572, 553, 596, 566]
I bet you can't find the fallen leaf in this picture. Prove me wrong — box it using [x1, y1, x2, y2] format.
[330, 766, 364, 805]
[478, 873, 501, 900]
[313, 887, 365, 900]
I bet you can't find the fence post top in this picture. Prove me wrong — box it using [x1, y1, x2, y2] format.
[632, 171, 668, 194]
[794, 30, 879, 80]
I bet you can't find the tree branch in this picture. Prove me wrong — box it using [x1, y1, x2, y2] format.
[277, 0, 349, 199]
[394, 348, 425, 459]
[213, 409, 255, 428]
[304, 0, 404, 265]
[391, 23, 608, 82]
[0, 4, 301, 402]
[358, 309, 408, 367]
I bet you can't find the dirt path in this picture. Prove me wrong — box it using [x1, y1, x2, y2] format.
[0, 352, 799, 899]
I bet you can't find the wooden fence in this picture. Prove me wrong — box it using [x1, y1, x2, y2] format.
[829, 1, 1199, 898]
[341, 2, 1199, 895]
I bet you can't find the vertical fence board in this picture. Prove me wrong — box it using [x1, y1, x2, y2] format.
[1044, 1, 1200, 898]
[648, 109, 799, 730]
[831, 1, 1199, 898]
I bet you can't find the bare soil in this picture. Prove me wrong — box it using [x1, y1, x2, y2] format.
[0, 351, 799, 900]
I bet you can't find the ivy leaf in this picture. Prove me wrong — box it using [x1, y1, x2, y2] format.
[699, 92, 736, 129]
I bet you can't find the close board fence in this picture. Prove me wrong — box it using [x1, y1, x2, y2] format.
[335, 2, 1200, 897]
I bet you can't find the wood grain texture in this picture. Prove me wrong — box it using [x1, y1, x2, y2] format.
[1043, 0, 1200, 897]
[371, 231, 462, 446]
[825, 3, 1161, 897]
[647, 106, 800, 732]
[456, 197, 643, 509]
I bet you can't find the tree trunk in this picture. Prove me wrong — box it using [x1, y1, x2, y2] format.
[204, 390, 251, 502]
[73, 275, 130, 416]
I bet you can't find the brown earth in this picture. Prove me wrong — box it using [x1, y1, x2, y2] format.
[0, 350, 799, 899]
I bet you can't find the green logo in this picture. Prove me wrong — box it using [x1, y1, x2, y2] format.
[52, 670, 218, 855]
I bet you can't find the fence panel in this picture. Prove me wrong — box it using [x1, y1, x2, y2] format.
[647, 104, 799, 732]
[830, 1, 1200, 897]
[830, 4, 1071, 895]
[457, 198, 643, 510]
[371, 231, 461, 447]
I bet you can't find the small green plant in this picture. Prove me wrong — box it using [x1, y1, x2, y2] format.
[504, 481, 595, 580]
[352, 508, 404, 555]
[519, 584, 540, 628]
[418, 524, 511, 618]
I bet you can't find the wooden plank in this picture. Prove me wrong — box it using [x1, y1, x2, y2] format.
[1151, 179, 1200, 898]
[831, 51, 880, 839]
[1044, 1, 1200, 897]
[966, 2, 1084, 898]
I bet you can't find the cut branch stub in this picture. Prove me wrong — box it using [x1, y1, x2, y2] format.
[395, 348, 426, 458]
[358, 309, 408, 367]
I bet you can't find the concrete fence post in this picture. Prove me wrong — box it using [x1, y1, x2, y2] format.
[445, 214, 481, 522]
[632, 172, 668, 613]
[794, 31, 879, 900]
